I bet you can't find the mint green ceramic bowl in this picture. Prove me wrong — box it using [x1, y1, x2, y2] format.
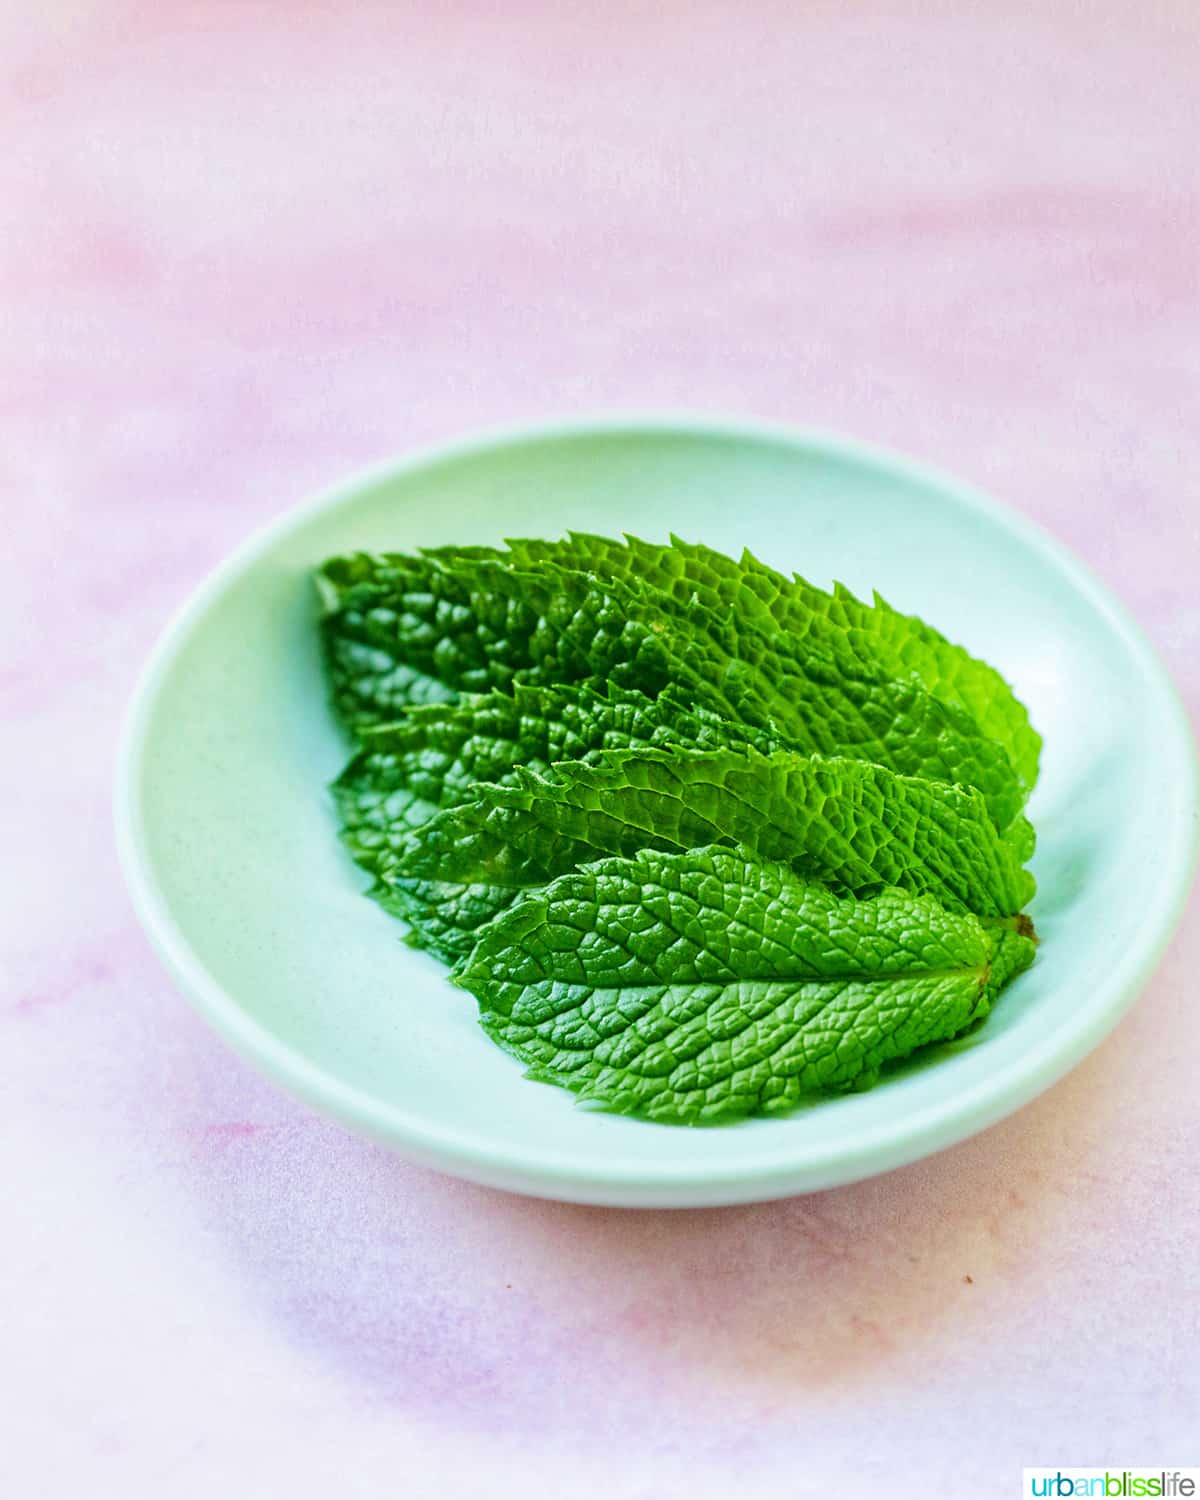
[116, 418, 1198, 1206]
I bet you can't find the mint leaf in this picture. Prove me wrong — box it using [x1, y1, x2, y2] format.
[318, 552, 1027, 829]
[428, 532, 1041, 795]
[381, 745, 1035, 961]
[453, 844, 1037, 1124]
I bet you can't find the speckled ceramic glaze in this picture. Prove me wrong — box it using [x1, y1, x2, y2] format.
[116, 419, 1198, 1206]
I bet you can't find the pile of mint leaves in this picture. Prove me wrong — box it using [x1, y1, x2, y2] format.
[316, 533, 1040, 1125]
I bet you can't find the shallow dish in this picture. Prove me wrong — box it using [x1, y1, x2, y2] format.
[116, 417, 1198, 1206]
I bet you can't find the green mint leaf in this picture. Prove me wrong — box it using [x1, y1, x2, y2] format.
[428, 532, 1040, 795]
[318, 552, 1025, 829]
[382, 745, 1035, 960]
[453, 844, 1037, 1124]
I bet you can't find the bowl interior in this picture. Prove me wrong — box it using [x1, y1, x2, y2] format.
[122, 423, 1197, 1205]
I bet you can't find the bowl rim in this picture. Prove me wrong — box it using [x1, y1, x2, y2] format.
[114, 413, 1200, 1204]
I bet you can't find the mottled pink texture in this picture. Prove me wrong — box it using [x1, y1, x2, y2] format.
[2, 2, 1198, 1494]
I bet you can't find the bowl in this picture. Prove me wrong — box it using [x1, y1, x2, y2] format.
[116, 417, 1198, 1206]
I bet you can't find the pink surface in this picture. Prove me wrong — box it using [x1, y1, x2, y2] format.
[3, 2, 1198, 1494]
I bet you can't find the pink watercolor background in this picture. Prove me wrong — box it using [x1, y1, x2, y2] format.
[3, 2, 1198, 1495]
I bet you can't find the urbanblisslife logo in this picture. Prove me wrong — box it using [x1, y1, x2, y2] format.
[1024, 1473, 1198, 1498]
